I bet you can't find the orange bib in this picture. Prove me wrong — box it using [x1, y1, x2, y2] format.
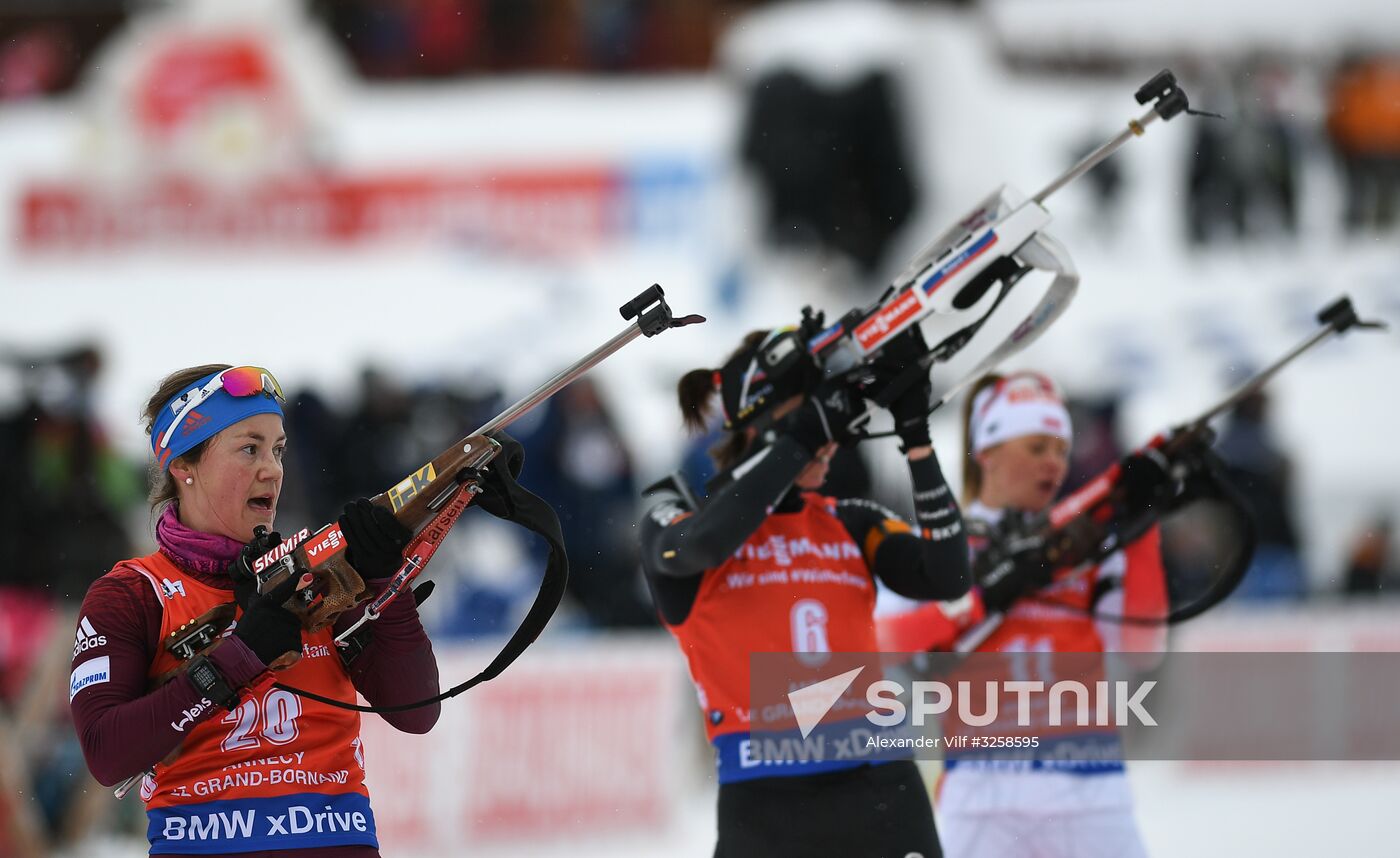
[665, 494, 881, 782]
[122, 551, 376, 854]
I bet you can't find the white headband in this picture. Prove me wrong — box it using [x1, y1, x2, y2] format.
[969, 372, 1072, 454]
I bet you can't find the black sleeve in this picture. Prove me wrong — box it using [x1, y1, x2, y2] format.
[639, 436, 811, 578]
[835, 452, 971, 601]
[638, 437, 813, 625]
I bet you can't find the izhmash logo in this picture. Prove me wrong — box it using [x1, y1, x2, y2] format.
[387, 464, 436, 512]
[73, 616, 108, 657]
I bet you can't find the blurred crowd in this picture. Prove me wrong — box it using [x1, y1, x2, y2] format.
[309, 0, 732, 76]
[2, 3, 1397, 250]
[0, 0, 792, 88]
[1180, 54, 1400, 241]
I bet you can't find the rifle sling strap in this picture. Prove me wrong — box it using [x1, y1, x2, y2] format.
[274, 476, 569, 714]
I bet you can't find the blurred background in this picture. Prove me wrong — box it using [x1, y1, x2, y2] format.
[0, 0, 1398, 855]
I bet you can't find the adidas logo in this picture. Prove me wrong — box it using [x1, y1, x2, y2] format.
[73, 616, 108, 657]
[180, 410, 210, 436]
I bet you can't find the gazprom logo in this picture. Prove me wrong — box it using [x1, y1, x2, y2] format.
[70, 656, 111, 701]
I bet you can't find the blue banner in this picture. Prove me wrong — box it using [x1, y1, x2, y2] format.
[148, 791, 376, 854]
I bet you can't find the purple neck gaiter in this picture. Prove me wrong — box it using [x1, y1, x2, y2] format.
[156, 504, 244, 584]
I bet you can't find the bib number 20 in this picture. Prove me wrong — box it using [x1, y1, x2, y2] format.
[220, 688, 302, 752]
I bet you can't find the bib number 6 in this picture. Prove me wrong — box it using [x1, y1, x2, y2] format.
[791, 599, 831, 667]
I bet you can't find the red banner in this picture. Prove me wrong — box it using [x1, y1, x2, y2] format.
[20, 169, 617, 254]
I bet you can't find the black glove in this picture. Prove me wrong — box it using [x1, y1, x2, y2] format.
[338, 498, 412, 582]
[231, 525, 282, 586]
[888, 374, 933, 452]
[1175, 442, 1233, 505]
[862, 327, 932, 452]
[976, 512, 1054, 613]
[1116, 449, 1176, 516]
[473, 432, 526, 520]
[781, 380, 866, 455]
[231, 529, 302, 668]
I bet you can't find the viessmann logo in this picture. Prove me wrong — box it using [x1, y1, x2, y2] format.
[305, 524, 346, 568]
[853, 289, 921, 350]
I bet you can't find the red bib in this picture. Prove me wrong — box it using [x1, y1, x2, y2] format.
[977, 525, 1166, 654]
[122, 551, 377, 854]
[665, 494, 878, 743]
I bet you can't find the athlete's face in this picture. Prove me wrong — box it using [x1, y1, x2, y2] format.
[977, 432, 1070, 513]
[172, 413, 285, 542]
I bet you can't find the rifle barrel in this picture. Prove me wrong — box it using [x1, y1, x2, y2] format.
[1033, 105, 1162, 206]
[1186, 323, 1338, 431]
[473, 322, 644, 437]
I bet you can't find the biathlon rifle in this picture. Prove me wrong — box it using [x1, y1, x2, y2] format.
[114, 286, 703, 799]
[953, 296, 1386, 652]
[197, 285, 700, 643]
[648, 72, 1203, 508]
[790, 70, 1203, 423]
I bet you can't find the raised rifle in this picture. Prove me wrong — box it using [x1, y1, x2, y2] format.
[657, 71, 1204, 508]
[114, 286, 703, 798]
[779, 71, 1204, 425]
[952, 296, 1386, 652]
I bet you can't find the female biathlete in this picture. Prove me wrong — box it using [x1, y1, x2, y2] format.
[638, 328, 973, 858]
[879, 371, 1168, 858]
[69, 364, 442, 857]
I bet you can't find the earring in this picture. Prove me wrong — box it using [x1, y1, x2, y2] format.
[184, 477, 193, 485]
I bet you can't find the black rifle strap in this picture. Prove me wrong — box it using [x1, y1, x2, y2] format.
[1027, 454, 1258, 626]
[274, 470, 569, 714]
